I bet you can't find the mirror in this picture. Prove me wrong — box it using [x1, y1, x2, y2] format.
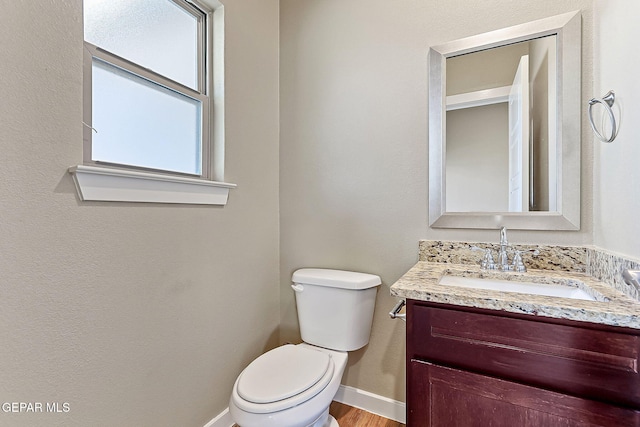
[428, 11, 581, 230]
[446, 36, 557, 213]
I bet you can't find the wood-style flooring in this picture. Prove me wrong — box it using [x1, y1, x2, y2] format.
[232, 401, 405, 427]
[330, 401, 405, 427]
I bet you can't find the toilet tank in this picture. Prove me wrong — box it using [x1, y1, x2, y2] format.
[291, 268, 381, 352]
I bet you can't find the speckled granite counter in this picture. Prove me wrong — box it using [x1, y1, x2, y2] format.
[391, 261, 640, 330]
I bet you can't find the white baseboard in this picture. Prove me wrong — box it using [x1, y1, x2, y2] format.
[203, 407, 234, 427]
[204, 385, 406, 427]
[333, 385, 406, 424]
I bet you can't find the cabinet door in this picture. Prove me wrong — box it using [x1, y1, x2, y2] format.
[407, 302, 640, 408]
[408, 360, 640, 427]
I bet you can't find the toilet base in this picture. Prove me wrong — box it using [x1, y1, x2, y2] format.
[309, 408, 338, 427]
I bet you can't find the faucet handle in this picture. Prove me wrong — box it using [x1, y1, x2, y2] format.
[512, 250, 527, 273]
[483, 250, 496, 270]
[471, 246, 498, 270]
[470, 246, 496, 270]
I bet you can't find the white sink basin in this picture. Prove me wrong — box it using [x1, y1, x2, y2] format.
[438, 274, 598, 301]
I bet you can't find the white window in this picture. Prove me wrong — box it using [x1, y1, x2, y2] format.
[70, 0, 234, 205]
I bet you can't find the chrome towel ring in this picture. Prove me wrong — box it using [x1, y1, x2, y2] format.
[588, 90, 618, 143]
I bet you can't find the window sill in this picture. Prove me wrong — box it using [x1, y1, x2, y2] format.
[68, 165, 236, 205]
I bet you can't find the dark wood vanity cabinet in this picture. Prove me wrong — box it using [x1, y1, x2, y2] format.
[406, 300, 640, 426]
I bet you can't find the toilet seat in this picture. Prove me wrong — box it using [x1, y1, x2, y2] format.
[232, 345, 335, 414]
[238, 345, 331, 404]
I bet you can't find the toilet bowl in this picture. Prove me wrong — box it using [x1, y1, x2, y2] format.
[229, 268, 381, 427]
[229, 343, 348, 427]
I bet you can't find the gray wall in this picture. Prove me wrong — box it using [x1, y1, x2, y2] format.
[0, 1, 280, 426]
[593, 0, 640, 260]
[446, 104, 509, 212]
[280, 0, 593, 403]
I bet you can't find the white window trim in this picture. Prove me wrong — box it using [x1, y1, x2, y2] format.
[69, 165, 236, 205]
[71, 0, 234, 206]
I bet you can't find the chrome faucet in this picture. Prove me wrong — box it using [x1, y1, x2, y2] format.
[476, 227, 535, 272]
[497, 226, 511, 271]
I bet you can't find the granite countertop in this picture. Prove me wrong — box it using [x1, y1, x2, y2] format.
[391, 261, 640, 330]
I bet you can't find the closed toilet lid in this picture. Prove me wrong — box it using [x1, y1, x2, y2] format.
[237, 344, 331, 404]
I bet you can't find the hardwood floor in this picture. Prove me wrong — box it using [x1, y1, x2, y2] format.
[232, 401, 405, 427]
[330, 401, 405, 427]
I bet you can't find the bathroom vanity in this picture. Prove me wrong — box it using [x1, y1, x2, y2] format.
[403, 7, 640, 423]
[392, 259, 640, 426]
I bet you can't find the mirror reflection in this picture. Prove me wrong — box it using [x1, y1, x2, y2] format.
[428, 11, 581, 230]
[445, 35, 557, 213]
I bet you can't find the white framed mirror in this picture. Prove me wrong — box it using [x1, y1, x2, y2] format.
[428, 11, 581, 230]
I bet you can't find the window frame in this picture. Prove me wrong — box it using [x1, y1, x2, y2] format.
[72, 0, 234, 205]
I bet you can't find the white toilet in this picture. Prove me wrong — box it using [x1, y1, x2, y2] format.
[229, 268, 381, 427]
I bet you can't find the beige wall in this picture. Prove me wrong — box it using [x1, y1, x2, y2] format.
[447, 42, 530, 95]
[280, 0, 593, 403]
[0, 1, 279, 426]
[446, 104, 509, 212]
[593, 0, 640, 261]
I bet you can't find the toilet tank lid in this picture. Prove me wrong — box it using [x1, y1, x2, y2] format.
[292, 268, 381, 290]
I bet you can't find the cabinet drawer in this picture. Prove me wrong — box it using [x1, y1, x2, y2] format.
[408, 360, 640, 427]
[407, 301, 640, 408]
